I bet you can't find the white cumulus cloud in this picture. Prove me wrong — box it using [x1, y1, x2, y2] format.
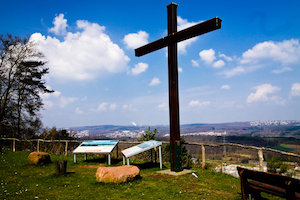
[93, 102, 108, 112]
[219, 65, 263, 78]
[290, 82, 300, 97]
[48, 13, 68, 35]
[221, 85, 230, 90]
[272, 67, 293, 74]
[241, 39, 300, 65]
[109, 103, 117, 110]
[217, 39, 300, 78]
[131, 62, 148, 75]
[122, 104, 135, 111]
[31, 14, 130, 81]
[212, 60, 225, 68]
[149, 77, 161, 86]
[199, 49, 216, 64]
[219, 53, 233, 61]
[123, 31, 149, 49]
[191, 60, 199, 67]
[247, 84, 281, 103]
[189, 100, 211, 107]
[157, 102, 167, 110]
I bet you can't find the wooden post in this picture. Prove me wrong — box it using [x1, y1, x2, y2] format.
[12, 139, 16, 152]
[202, 144, 206, 170]
[258, 148, 264, 171]
[65, 141, 68, 156]
[37, 140, 40, 152]
[55, 160, 67, 175]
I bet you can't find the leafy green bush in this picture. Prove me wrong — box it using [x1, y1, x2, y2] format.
[267, 157, 288, 174]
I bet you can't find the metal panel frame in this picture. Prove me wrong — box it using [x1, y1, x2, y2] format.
[122, 140, 163, 169]
[73, 140, 119, 165]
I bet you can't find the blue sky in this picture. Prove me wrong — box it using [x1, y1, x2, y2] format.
[1, 0, 300, 128]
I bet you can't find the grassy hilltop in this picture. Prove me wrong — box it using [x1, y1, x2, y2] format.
[0, 150, 285, 200]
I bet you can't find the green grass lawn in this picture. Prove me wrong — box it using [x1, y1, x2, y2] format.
[0, 150, 283, 200]
[271, 144, 293, 152]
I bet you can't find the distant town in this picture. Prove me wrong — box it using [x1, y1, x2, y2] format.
[249, 120, 300, 126]
[73, 120, 300, 139]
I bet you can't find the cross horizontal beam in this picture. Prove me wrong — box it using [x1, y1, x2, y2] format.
[135, 17, 222, 57]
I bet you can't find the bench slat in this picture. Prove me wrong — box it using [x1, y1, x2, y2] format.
[249, 180, 286, 198]
[237, 167, 300, 200]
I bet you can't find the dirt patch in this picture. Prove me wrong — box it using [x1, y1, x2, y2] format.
[147, 173, 178, 181]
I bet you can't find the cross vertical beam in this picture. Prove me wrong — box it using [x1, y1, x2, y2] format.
[134, 3, 221, 172]
[167, 3, 182, 172]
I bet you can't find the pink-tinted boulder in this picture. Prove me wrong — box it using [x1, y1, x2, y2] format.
[96, 165, 140, 184]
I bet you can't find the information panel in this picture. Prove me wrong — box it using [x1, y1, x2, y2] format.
[122, 140, 162, 158]
[73, 140, 119, 154]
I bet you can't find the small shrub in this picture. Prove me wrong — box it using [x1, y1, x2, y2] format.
[267, 157, 288, 174]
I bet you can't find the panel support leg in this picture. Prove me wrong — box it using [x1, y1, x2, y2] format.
[159, 145, 162, 169]
[108, 154, 111, 165]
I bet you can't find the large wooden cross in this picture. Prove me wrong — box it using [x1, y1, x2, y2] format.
[135, 3, 222, 172]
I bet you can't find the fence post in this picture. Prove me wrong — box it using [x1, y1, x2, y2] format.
[37, 140, 40, 152]
[65, 141, 68, 156]
[202, 144, 205, 170]
[258, 148, 264, 171]
[12, 139, 16, 152]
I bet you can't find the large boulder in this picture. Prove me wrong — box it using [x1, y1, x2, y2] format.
[96, 165, 140, 184]
[28, 152, 51, 165]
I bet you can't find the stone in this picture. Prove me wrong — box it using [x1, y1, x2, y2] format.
[28, 152, 51, 165]
[96, 165, 140, 184]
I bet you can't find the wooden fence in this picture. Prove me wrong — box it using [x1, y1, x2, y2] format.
[186, 142, 300, 170]
[1, 138, 299, 171]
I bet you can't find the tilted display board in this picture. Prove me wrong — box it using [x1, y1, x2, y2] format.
[73, 140, 119, 165]
[122, 140, 162, 169]
[73, 140, 119, 153]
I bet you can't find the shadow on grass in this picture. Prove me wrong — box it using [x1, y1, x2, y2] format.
[82, 157, 123, 165]
[83, 157, 107, 163]
[132, 162, 167, 170]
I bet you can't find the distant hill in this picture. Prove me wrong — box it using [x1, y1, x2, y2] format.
[68, 120, 300, 139]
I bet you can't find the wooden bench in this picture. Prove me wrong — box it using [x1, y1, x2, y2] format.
[237, 167, 300, 200]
